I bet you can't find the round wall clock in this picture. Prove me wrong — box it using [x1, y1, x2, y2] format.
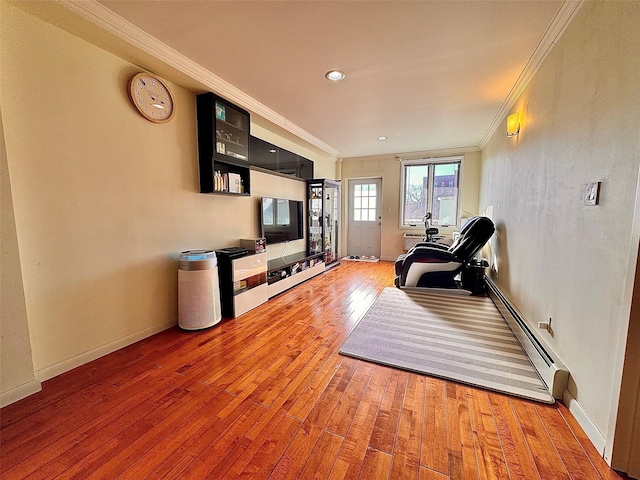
[128, 72, 175, 123]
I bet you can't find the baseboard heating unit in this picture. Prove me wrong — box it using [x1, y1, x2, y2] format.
[486, 277, 569, 399]
[403, 233, 425, 251]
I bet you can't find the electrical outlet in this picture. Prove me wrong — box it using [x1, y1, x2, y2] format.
[538, 317, 552, 332]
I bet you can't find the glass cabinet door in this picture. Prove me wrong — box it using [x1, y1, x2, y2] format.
[324, 184, 339, 265]
[307, 179, 341, 268]
[214, 100, 249, 162]
[308, 185, 323, 255]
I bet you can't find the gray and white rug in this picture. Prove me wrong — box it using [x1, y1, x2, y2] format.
[340, 287, 554, 403]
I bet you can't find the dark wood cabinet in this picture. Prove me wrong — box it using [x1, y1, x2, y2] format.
[196, 93, 251, 195]
[249, 136, 314, 180]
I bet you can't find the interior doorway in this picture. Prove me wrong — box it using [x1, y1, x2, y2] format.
[346, 178, 382, 258]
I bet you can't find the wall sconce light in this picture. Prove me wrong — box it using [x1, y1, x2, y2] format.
[507, 113, 520, 137]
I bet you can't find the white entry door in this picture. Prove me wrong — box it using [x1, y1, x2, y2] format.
[347, 178, 382, 258]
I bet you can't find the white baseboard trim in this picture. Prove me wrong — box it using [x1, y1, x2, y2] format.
[36, 318, 177, 383]
[0, 379, 42, 408]
[563, 388, 607, 456]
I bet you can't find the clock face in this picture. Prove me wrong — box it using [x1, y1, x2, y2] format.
[128, 73, 175, 123]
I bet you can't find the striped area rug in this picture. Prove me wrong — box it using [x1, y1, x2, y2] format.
[339, 287, 554, 403]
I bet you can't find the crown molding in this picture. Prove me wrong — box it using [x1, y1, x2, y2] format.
[478, 0, 585, 149]
[57, 0, 340, 158]
[342, 145, 480, 163]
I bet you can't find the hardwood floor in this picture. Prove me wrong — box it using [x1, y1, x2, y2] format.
[0, 261, 630, 479]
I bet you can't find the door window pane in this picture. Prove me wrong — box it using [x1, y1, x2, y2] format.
[353, 183, 378, 222]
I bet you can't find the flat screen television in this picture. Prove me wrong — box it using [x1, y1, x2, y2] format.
[261, 197, 304, 244]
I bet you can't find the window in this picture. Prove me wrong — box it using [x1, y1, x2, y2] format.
[400, 156, 462, 228]
[353, 183, 377, 221]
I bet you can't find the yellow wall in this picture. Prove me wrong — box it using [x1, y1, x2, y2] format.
[340, 150, 481, 260]
[478, 0, 640, 460]
[1, 111, 40, 402]
[0, 2, 328, 400]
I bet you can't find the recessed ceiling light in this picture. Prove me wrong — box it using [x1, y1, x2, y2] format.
[325, 70, 345, 82]
[269, 149, 277, 153]
[377, 136, 388, 141]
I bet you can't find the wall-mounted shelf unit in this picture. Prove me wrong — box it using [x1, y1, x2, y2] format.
[196, 93, 251, 196]
[249, 136, 314, 180]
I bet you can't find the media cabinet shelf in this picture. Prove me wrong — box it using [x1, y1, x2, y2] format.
[267, 251, 324, 298]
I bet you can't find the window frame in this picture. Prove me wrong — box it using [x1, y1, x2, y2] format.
[399, 155, 463, 229]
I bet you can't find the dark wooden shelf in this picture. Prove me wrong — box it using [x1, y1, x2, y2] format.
[196, 93, 251, 195]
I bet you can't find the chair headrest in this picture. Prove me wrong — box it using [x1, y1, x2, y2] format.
[450, 216, 495, 261]
[459, 216, 481, 234]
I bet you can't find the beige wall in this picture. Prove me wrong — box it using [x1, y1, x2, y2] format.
[0, 2, 328, 400]
[478, 0, 640, 460]
[1, 111, 40, 404]
[340, 150, 481, 261]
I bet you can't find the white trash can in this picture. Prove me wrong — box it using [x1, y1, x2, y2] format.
[178, 250, 222, 330]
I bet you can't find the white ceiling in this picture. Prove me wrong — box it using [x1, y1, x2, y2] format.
[89, 1, 568, 158]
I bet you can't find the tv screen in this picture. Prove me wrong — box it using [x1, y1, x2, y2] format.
[261, 197, 304, 244]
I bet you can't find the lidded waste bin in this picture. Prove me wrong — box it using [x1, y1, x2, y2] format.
[178, 250, 222, 330]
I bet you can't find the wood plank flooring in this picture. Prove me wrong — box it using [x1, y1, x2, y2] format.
[0, 261, 631, 479]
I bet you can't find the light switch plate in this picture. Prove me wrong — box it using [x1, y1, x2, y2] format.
[584, 181, 601, 206]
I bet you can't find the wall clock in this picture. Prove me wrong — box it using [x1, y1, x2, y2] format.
[128, 72, 175, 123]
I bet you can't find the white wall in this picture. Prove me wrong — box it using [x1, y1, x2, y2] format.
[479, 0, 640, 454]
[0, 2, 331, 401]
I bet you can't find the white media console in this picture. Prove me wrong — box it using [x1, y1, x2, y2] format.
[217, 249, 326, 319]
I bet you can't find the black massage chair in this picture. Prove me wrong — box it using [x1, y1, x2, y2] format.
[394, 216, 495, 290]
